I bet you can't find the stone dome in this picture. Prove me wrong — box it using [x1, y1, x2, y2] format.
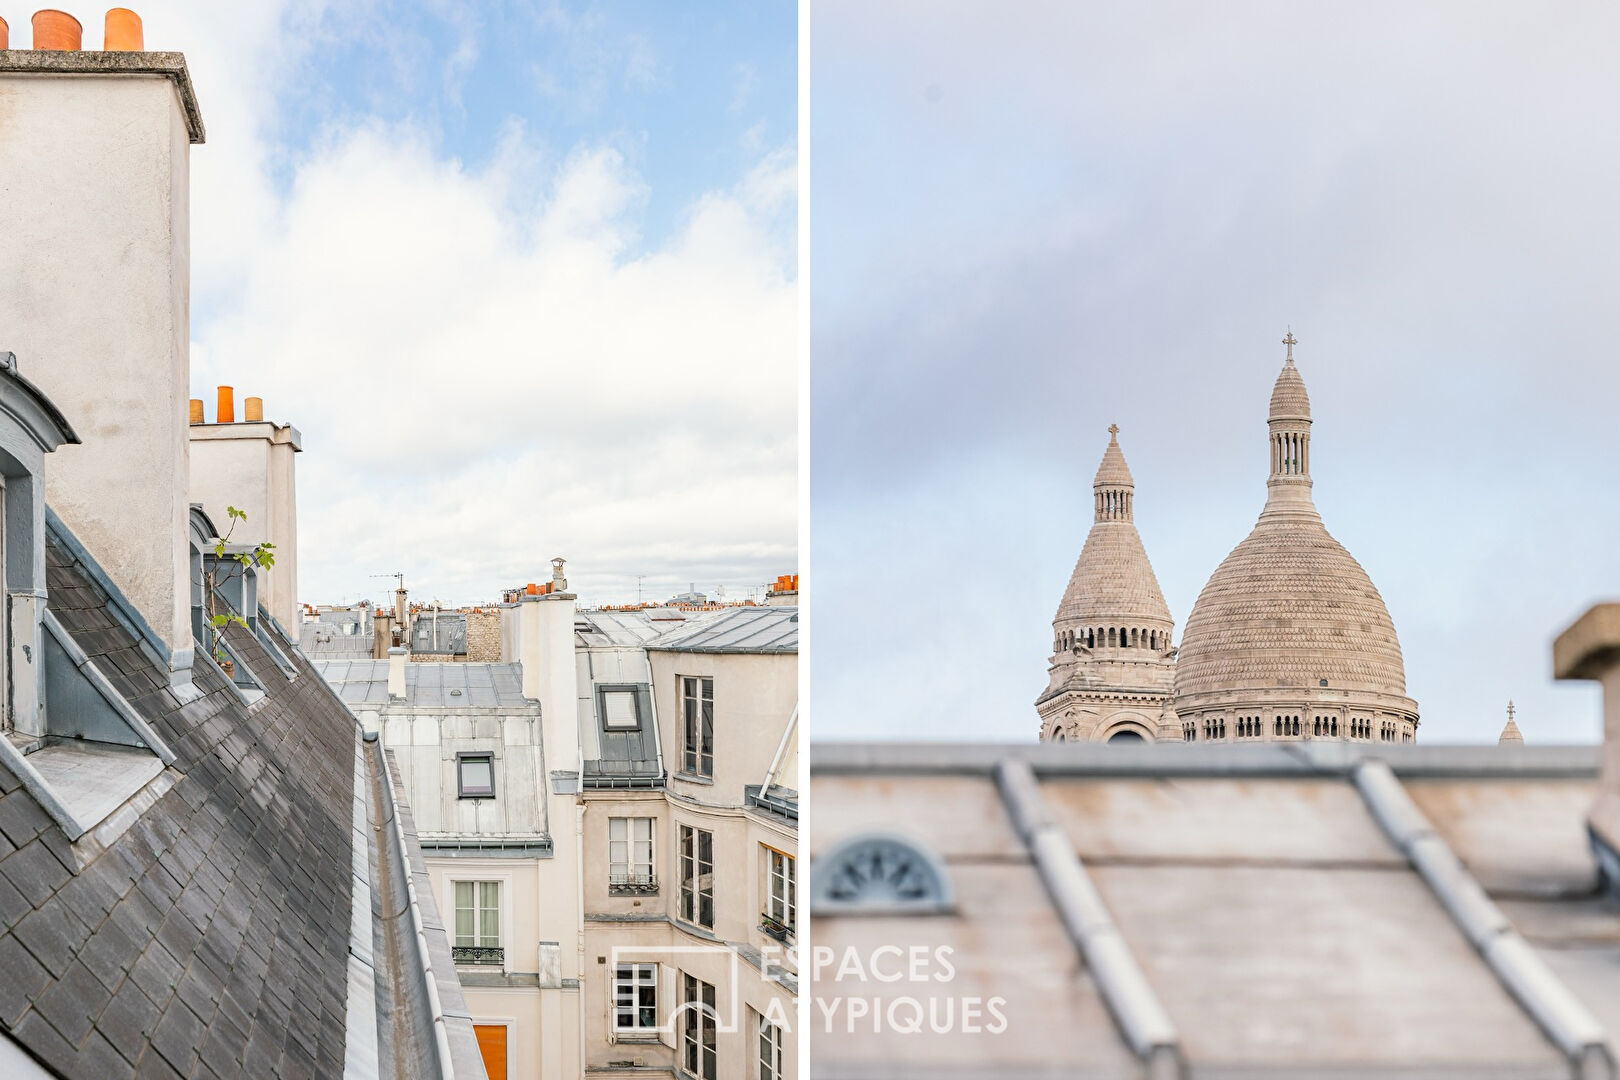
[1173, 509, 1408, 700]
[1173, 346, 1418, 731]
[1053, 426, 1172, 629]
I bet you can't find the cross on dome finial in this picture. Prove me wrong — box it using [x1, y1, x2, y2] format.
[1108, 423, 1119, 438]
[1507, 699, 1515, 721]
[1282, 328, 1297, 364]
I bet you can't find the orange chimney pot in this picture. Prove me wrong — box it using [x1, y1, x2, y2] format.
[32, 9, 81, 50]
[244, 396, 263, 422]
[0, 16, 10, 49]
[103, 8, 142, 50]
[216, 385, 235, 423]
[188, 398, 203, 425]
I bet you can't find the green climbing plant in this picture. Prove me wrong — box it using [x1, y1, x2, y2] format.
[204, 506, 276, 665]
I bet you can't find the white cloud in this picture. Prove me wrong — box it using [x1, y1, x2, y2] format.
[192, 120, 796, 606]
[125, 0, 795, 606]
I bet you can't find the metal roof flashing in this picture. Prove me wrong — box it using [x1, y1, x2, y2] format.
[0, 50, 206, 143]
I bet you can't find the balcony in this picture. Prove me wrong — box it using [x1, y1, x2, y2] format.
[582, 758, 665, 790]
[609, 871, 659, 896]
[451, 945, 504, 967]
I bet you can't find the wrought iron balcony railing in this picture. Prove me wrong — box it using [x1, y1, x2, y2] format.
[609, 871, 659, 895]
[451, 945, 504, 967]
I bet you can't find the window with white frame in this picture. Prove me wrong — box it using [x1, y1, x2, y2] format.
[609, 817, 655, 889]
[756, 1010, 784, 1080]
[679, 824, 714, 929]
[452, 880, 501, 965]
[682, 973, 717, 1080]
[763, 846, 795, 934]
[680, 676, 714, 777]
[613, 963, 658, 1034]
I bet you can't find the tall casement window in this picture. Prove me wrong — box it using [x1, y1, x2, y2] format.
[613, 963, 658, 1034]
[764, 846, 796, 934]
[680, 676, 715, 777]
[679, 824, 715, 928]
[609, 817, 655, 889]
[452, 881, 501, 966]
[756, 1011, 784, 1080]
[682, 973, 718, 1080]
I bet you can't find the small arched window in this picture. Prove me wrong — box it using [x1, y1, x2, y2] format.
[812, 834, 954, 915]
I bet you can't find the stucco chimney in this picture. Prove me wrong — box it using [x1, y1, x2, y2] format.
[1554, 604, 1620, 880]
[0, 31, 206, 692]
[372, 610, 394, 658]
[521, 557, 579, 772]
[189, 395, 302, 642]
[387, 646, 407, 700]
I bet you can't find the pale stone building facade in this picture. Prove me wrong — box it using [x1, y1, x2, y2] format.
[1040, 336, 1420, 744]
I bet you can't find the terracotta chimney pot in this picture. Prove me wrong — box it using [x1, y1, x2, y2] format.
[1, 16, 10, 49]
[188, 398, 203, 425]
[103, 8, 142, 51]
[32, 10, 82, 50]
[216, 385, 235, 423]
[244, 396, 263, 422]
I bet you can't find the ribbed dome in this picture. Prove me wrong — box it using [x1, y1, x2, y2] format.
[1174, 346, 1412, 712]
[1173, 511, 1407, 699]
[1093, 425, 1134, 488]
[1269, 360, 1311, 419]
[1055, 522, 1173, 627]
[1055, 427, 1171, 629]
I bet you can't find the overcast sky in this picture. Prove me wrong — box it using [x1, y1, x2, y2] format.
[129, 0, 795, 608]
[811, 1, 1620, 745]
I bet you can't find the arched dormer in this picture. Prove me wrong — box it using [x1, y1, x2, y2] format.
[811, 832, 954, 915]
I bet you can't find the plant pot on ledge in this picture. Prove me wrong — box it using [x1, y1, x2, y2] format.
[760, 916, 792, 942]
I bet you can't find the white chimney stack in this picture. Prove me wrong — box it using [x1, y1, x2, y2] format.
[521, 558, 579, 773]
[387, 646, 407, 700]
[0, 44, 206, 689]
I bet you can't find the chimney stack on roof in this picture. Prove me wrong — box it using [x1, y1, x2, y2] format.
[0, 7, 204, 692]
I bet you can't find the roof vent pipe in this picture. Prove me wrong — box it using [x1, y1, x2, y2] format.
[216, 385, 234, 423]
[32, 10, 82, 50]
[104, 8, 142, 51]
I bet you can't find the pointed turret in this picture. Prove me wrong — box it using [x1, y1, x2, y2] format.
[1264, 330, 1316, 515]
[1499, 701, 1524, 746]
[1038, 425, 1176, 743]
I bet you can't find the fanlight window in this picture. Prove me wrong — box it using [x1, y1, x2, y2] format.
[811, 833, 953, 915]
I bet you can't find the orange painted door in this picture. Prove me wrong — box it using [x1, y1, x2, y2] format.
[474, 1024, 507, 1080]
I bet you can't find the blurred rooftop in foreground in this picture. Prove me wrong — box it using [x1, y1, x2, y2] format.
[810, 739, 1620, 1079]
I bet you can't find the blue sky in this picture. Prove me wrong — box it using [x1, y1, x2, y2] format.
[132, 0, 796, 609]
[264, 2, 795, 248]
[810, 0, 1620, 745]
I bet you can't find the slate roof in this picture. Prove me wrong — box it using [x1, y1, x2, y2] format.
[313, 660, 529, 709]
[646, 606, 798, 654]
[0, 532, 480, 1079]
[811, 741, 1620, 1078]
